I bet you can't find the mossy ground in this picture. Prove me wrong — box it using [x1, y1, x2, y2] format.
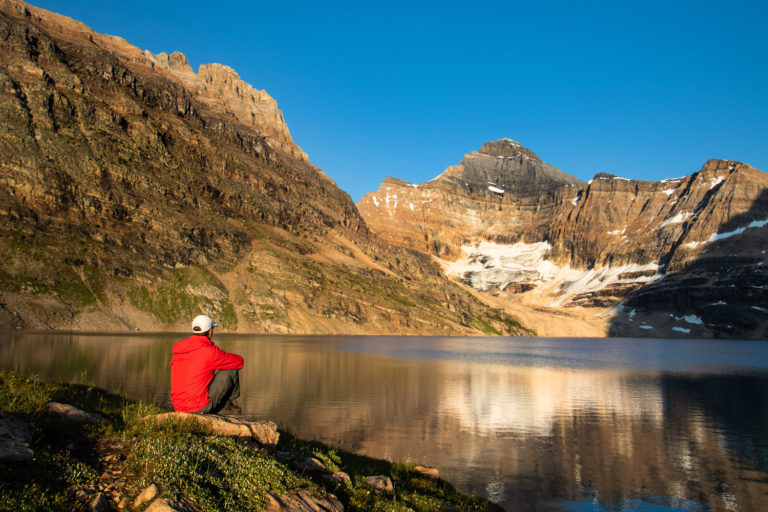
[0, 371, 503, 512]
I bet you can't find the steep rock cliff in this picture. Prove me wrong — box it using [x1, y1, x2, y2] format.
[0, 1, 531, 336]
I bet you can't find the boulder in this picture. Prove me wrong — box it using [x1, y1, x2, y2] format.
[72, 488, 92, 503]
[133, 483, 160, 509]
[145, 498, 185, 512]
[365, 475, 394, 492]
[265, 489, 343, 512]
[329, 471, 351, 486]
[296, 457, 327, 474]
[0, 412, 33, 461]
[89, 492, 109, 512]
[148, 413, 279, 446]
[413, 465, 439, 479]
[46, 402, 109, 425]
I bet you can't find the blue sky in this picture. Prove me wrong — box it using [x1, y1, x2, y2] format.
[32, 1, 768, 202]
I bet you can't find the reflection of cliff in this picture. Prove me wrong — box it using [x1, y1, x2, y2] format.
[1, 334, 766, 511]
[438, 367, 663, 437]
[429, 365, 768, 511]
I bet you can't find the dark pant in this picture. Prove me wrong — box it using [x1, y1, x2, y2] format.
[196, 369, 240, 414]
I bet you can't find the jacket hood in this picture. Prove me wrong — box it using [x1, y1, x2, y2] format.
[172, 334, 213, 354]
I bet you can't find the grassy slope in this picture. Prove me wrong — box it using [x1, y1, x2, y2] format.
[0, 371, 503, 512]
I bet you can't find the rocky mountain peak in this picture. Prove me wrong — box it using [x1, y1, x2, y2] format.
[153, 50, 194, 74]
[200, 62, 240, 82]
[168, 50, 190, 70]
[592, 172, 618, 180]
[381, 177, 412, 187]
[435, 139, 583, 198]
[193, 63, 307, 161]
[478, 138, 542, 163]
[139, 49, 197, 81]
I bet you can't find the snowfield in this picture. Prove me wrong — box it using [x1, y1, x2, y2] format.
[438, 241, 664, 305]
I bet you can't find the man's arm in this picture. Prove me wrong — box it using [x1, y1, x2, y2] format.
[209, 346, 244, 370]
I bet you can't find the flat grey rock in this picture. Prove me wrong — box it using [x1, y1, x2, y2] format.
[133, 483, 160, 509]
[413, 465, 439, 479]
[296, 457, 327, 473]
[90, 492, 109, 512]
[0, 412, 33, 462]
[265, 489, 343, 511]
[46, 402, 109, 425]
[145, 498, 186, 512]
[329, 471, 351, 485]
[365, 475, 394, 492]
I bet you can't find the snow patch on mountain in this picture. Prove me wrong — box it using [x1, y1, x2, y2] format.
[685, 216, 768, 248]
[488, 185, 505, 194]
[438, 241, 663, 304]
[385, 193, 398, 216]
[572, 192, 582, 206]
[658, 212, 692, 228]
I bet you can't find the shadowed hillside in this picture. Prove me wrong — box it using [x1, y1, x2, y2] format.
[609, 188, 768, 338]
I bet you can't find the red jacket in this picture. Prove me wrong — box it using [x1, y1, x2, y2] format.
[170, 334, 244, 412]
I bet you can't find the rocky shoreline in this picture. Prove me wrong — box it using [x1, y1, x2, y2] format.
[0, 371, 502, 511]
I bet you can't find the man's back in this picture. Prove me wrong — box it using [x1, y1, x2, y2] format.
[170, 334, 243, 412]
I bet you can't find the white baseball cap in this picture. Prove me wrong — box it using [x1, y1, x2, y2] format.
[191, 314, 218, 333]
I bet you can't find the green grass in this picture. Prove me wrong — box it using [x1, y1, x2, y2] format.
[49, 280, 98, 308]
[0, 371, 126, 511]
[129, 422, 304, 511]
[485, 310, 537, 337]
[384, 292, 416, 308]
[471, 317, 502, 335]
[80, 265, 109, 303]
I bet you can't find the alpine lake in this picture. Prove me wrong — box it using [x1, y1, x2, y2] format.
[1, 332, 767, 512]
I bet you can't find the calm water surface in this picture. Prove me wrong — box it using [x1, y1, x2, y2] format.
[1, 332, 767, 512]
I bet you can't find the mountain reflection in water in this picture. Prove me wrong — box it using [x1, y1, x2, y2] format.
[1, 333, 766, 512]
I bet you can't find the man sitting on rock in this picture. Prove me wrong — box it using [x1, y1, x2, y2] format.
[170, 315, 244, 415]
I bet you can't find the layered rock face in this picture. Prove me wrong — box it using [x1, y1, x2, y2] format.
[359, 140, 768, 338]
[0, 0, 531, 336]
[0, 0, 306, 162]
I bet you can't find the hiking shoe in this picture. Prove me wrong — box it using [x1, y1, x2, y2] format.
[219, 399, 242, 416]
